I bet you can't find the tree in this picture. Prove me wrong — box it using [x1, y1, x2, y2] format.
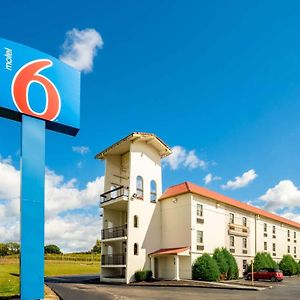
[91, 239, 101, 254]
[279, 255, 297, 276]
[253, 252, 277, 271]
[213, 248, 229, 279]
[44, 244, 61, 254]
[6, 242, 20, 255]
[0, 243, 9, 256]
[220, 248, 239, 279]
[192, 253, 220, 281]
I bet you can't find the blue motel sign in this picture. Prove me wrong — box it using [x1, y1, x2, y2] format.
[0, 38, 80, 300]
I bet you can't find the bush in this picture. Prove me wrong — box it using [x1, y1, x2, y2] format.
[213, 248, 229, 279]
[192, 253, 220, 281]
[134, 271, 146, 282]
[145, 270, 153, 281]
[279, 255, 297, 276]
[134, 270, 152, 282]
[220, 248, 239, 279]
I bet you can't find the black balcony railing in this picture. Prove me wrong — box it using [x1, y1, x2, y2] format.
[101, 254, 126, 265]
[102, 224, 127, 240]
[100, 186, 129, 204]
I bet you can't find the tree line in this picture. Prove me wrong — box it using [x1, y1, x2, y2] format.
[0, 239, 101, 257]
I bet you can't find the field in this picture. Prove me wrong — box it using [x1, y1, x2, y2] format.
[0, 255, 100, 298]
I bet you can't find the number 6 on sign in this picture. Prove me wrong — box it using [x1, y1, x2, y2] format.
[12, 59, 61, 122]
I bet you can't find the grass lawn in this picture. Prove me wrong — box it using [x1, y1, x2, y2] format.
[0, 258, 100, 298]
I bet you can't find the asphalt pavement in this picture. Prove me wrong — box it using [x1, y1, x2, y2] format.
[45, 275, 300, 300]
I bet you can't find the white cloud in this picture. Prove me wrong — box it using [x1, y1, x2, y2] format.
[222, 169, 257, 190]
[59, 28, 103, 73]
[0, 156, 104, 252]
[163, 146, 207, 170]
[203, 173, 221, 185]
[72, 146, 90, 155]
[260, 180, 300, 211]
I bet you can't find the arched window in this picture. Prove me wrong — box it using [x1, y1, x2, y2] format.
[150, 180, 157, 202]
[134, 215, 138, 228]
[134, 243, 138, 255]
[136, 176, 144, 199]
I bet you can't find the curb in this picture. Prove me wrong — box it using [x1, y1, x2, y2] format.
[131, 283, 265, 291]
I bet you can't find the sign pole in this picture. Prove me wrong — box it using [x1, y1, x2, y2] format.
[20, 115, 45, 300]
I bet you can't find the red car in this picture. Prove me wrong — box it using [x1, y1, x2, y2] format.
[246, 268, 283, 282]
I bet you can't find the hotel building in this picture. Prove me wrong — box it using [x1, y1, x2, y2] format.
[96, 132, 300, 283]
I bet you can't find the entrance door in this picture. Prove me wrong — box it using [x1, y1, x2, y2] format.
[154, 258, 159, 278]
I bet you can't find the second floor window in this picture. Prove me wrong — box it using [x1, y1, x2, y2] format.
[243, 238, 247, 249]
[197, 231, 203, 244]
[134, 243, 138, 255]
[197, 204, 203, 217]
[150, 180, 157, 202]
[273, 243, 276, 252]
[288, 246, 290, 253]
[264, 242, 267, 251]
[229, 213, 234, 224]
[134, 215, 138, 228]
[242, 217, 247, 227]
[136, 176, 144, 199]
[294, 232, 297, 239]
[230, 236, 234, 247]
[294, 246, 297, 254]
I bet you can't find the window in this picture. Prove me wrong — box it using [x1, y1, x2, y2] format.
[264, 223, 267, 232]
[243, 260, 247, 270]
[243, 238, 247, 249]
[230, 236, 234, 247]
[134, 215, 138, 228]
[273, 243, 276, 252]
[197, 204, 203, 217]
[264, 242, 267, 251]
[294, 246, 297, 254]
[136, 176, 144, 199]
[288, 230, 290, 238]
[134, 243, 138, 255]
[197, 231, 203, 244]
[150, 180, 157, 202]
[272, 225, 276, 234]
[229, 213, 234, 224]
[288, 246, 290, 253]
[294, 232, 297, 239]
[242, 217, 247, 227]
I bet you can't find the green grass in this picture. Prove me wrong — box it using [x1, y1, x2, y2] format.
[0, 258, 100, 297]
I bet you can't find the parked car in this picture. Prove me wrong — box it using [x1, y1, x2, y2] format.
[246, 268, 283, 282]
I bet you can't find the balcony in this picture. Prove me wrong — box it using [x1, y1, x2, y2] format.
[100, 186, 129, 210]
[101, 254, 126, 266]
[102, 224, 127, 241]
[228, 223, 249, 237]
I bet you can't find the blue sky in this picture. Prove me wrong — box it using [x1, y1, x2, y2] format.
[1, 1, 300, 251]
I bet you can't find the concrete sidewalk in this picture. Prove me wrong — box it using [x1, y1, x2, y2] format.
[131, 279, 268, 291]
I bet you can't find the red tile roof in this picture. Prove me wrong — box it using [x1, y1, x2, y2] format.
[159, 182, 300, 229]
[149, 247, 190, 256]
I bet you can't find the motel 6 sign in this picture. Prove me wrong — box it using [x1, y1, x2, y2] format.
[0, 38, 80, 135]
[0, 38, 80, 300]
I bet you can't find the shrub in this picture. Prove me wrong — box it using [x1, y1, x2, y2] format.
[279, 255, 297, 276]
[192, 253, 220, 281]
[134, 271, 146, 282]
[213, 248, 229, 279]
[220, 248, 239, 279]
[145, 270, 153, 281]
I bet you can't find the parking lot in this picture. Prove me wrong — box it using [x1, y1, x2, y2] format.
[46, 276, 300, 300]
